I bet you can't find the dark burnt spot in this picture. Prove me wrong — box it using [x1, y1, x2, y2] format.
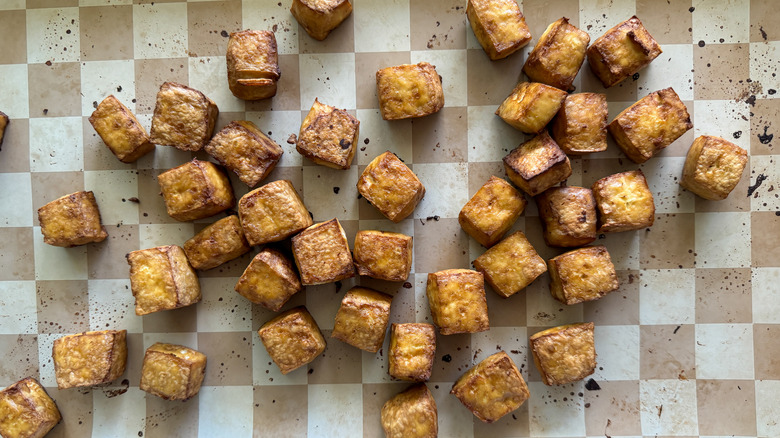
[402, 282, 412, 289]
[698, 40, 706, 47]
[733, 131, 742, 139]
[339, 139, 351, 149]
[748, 173, 768, 197]
[746, 95, 757, 106]
[760, 26, 768, 41]
[689, 6, 695, 12]
[363, 138, 370, 145]
[585, 378, 601, 391]
[220, 30, 229, 38]
[442, 354, 452, 363]
[43, 109, 48, 115]
[287, 133, 297, 144]
[333, 187, 340, 194]
[632, 72, 640, 81]
[769, 89, 777, 95]
[758, 126, 774, 144]
[117, 85, 122, 92]
[45, 60, 52, 66]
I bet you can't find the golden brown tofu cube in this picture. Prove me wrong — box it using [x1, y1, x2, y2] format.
[353, 230, 413, 282]
[376, 63, 444, 121]
[459, 176, 526, 247]
[238, 179, 313, 246]
[291, 218, 355, 285]
[426, 269, 489, 335]
[681, 135, 748, 201]
[548, 246, 619, 305]
[0, 110, 8, 149]
[496, 82, 567, 134]
[503, 131, 572, 196]
[587, 16, 662, 88]
[0, 378, 61, 438]
[388, 323, 436, 382]
[157, 159, 235, 222]
[451, 351, 529, 423]
[331, 287, 393, 353]
[183, 215, 250, 270]
[592, 170, 655, 233]
[227, 30, 281, 101]
[89, 95, 155, 163]
[608, 87, 692, 164]
[530, 322, 596, 385]
[472, 231, 547, 298]
[127, 245, 201, 316]
[37, 191, 108, 247]
[149, 82, 218, 151]
[551, 93, 609, 155]
[204, 121, 283, 188]
[381, 384, 438, 438]
[536, 186, 597, 247]
[258, 306, 326, 374]
[357, 151, 426, 222]
[523, 17, 590, 91]
[466, 0, 532, 60]
[235, 248, 302, 311]
[140, 343, 207, 401]
[291, 0, 353, 41]
[52, 330, 127, 389]
[297, 98, 359, 169]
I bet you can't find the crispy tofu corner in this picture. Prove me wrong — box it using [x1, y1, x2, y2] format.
[357, 151, 425, 222]
[89, 95, 154, 163]
[149, 82, 219, 151]
[523, 17, 590, 91]
[586, 15, 662, 87]
[376, 63, 444, 120]
[291, 0, 353, 41]
[52, 330, 127, 389]
[38, 191, 108, 247]
[451, 351, 529, 422]
[205, 120, 283, 188]
[258, 306, 326, 374]
[140, 342, 207, 401]
[681, 135, 748, 200]
[227, 30, 280, 100]
[291, 218, 355, 285]
[467, 0, 532, 60]
[381, 384, 438, 437]
[297, 98, 359, 169]
[530, 322, 596, 385]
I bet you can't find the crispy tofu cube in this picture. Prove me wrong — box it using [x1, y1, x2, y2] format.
[37, 191, 108, 247]
[127, 245, 201, 316]
[291, 0, 353, 41]
[140, 343, 207, 401]
[459, 176, 526, 247]
[353, 230, 413, 282]
[592, 170, 655, 232]
[536, 186, 597, 247]
[451, 351, 529, 423]
[388, 323, 436, 382]
[381, 384, 438, 438]
[523, 17, 590, 91]
[52, 330, 127, 389]
[681, 135, 748, 201]
[149, 82, 218, 151]
[0, 378, 60, 438]
[331, 287, 393, 353]
[503, 131, 572, 196]
[204, 121, 283, 188]
[89, 95, 154, 163]
[472, 231, 547, 298]
[426, 269, 489, 335]
[0, 110, 8, 149]
[235, 248, 302, 311]
[376, 63, 444, 121]
[530, 322, 596, 385]
[258, 306, 326, 374]
[357, 151, 426, 222]
[551, 93, 609, 155]
[227, 30, 281, 101]
[466, 0, 532, 60]
[291, 218, 355, 285]
[496, 82, 567, 134]
[587, 16, 662, 88]
[157, 159, 235, 222]
[238, 179, 313, 246]
[548, 246, 619, 305]
[183, 215, 250, 270]
[297, 98, 359, 169]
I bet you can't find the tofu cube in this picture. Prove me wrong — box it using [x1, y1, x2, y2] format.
[149, 82, 218, 151]
[381, 384, 438, 438]
[450, 351, 529, 423]
[127, 245, 201, 316]
[466, 0, 532, 60]
[291, 218, 355, 285]
[357, 151, 426, 222]
[523, 17, 590, 91]
[592, 170, 655, 232]
[0, 378, 61, 438]
[258, 306, 326, 374]
[183, 215, 250, 270]
[38, 191, 108, 247]
[0, 110, 8, 149]
[353, 230, 413, 282]
[376, 63, 444, 121]
[681, 135, 748, 200]
[496, 82, 567, 134]
[472, 231, 547, 298]
[204, 120, 283, 188]
[235, 248, 302, 311]
[291, 0, 353, 41]
[297, 98, 360, 169]
[226, 30, 281, 101]
[52, 330, 127, 389]
[459, 175, 527, 247]
[536, 186, 597, 247]
[331, 287, 393, 353]
[426, 269, 489, 335]
[587, 16, 662, 88]
[530, 322, 596, 385]
[140, 343, 207, 401]
[238, 179, 313, 246]
[388, 323, 436, 382]
[89, 95, 155, 163]
[551, 93, 609, 155]
[548, 246, 619, 305]
[157, 159, 235, 222]
[503, 131, 572, 196]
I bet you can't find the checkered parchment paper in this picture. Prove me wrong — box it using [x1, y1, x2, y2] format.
[0, 0, 778, 436]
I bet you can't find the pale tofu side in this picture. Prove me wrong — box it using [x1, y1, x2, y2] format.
[258, 306, 326, 375]
[496, 82, 567, 134]
[548, 246, 619, 305]
[353, 230, 413, 282]
[388, 323, 436, 382]
[140, 343, 207, 401]
[530, 322, 596, 386]
[238, 179, 313, 246]
[551, 93, 609, 154]
[127, 245, 201, 316]
[466, 0, 532, 60]
[472, 231, 547, 298]
[38, 191, 108, 247]
[681, 135, 748, 200]
[227, 30, 280, 100]
[426, 269, 489, 335]
[376, 63, 444, 120]
[183, 215, 250, 270]
[592, 170, 655, 233]
[522, 17, 590, 91]
[0, 110, 8, 149]
[297, 98, 359, 169]
[586, 15, 662, 88]
[291, 218, 355, 285]
[380, 384, 438, 438]
[204, 120, 283, 188]
[89, 95, 155, 163]
[0, 378, 61, 438]
[52, 330, 127, 389]
[235, 248, 302, 311]
[331, 287, 393, 353]
[357, 151, 426, 222]
[157, 159, 235, 222]
[535, 186, 598, 247]
[149, 82, 219, 151]
[459, 175, 527, 247]
[291, 0, 353, 41]
[503, 131, 572, 196]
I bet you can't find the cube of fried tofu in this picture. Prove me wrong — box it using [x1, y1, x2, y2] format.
[523, 17, 590, 91]
[548, 246, 618, 305]
[357, 151, 426, 222]
[89, 95, 155, 163]
[592, 170, 655, 233]
[426, 269, 489, 335]
[451, 351, 529, 423]
[503, 131, 572, 196]
[291, 0, 353, 41]
[297, 98, 359, 169]
[376, 63, 444, 121]
[587, 16, 662, 88]
[530, 322, 596, 385]
[353, 230, 413, 282]
[472, 231, 547, 298]
[235, 248, 302, 311]
[239, 179, 313, 246]
[608, 87, 692, 164]
[38, 191, 108, 247]
[466, 0, 532, 60]
[157, 159, 235, 222]
[258, 306, 326, 374]
[536, 186, 597, 247]
[52, 330, 127, 389]
[0, 378, 61, 438]
[331, 287, 393, 353]
[127, 245, 201, 316]
[388, 323, 436, 382]
[149, 82, 218, 151]
[381, 384, 438, 438]
[291, 218, 355, 285]
[227, 30, 281, 101]
[681, 135, 748, 201]
[551, 93, 609, 155]
[496, 82, 567, 134]
[183, 215, 250, 270]
[204, 120, 283, 188]
[140, 343, 206, 401]
[0, 110, 8, 149]
[459, 176, 526, 247]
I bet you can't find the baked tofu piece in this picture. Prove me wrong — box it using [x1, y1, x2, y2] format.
[451, 351, 529, 423]
[681, 135, 748, 200]
[38, 191, 108, 247]
[587, 16, 662, 88]
[0, 110, 8, 149]
[226, 30, 280, 101]
[127, 245, 201, 316]
[258, 306, 326, 374]
[149, 82, 218, 151]
[523, 17, 590, 91]
[297, 98, 359, 169]
[353, 230, 413, 282]
[291, 218, 355, 285]
[381, 384, 438, 438]
[183, 215, 250, 270]
[204, 120, 283, 188]
[608, 87, 692, 163]
[466, 0, 532, 60]
[52, 330, 127, 389]
[388, 323, 436, 382]
[331, 287, 393, 353]
[238, 179, 313, 246]
[530, 322, 596, 385]
[357, 151, 426, 222]
[376, 63, 444, 121]
[157, 159, 235, 222]
[548, 246, 618, 305]
[503, 131, 572, 196]
[140, 343, 207, 401]
[551, 93, 609, 155]
[592, 170, 655, 232]
[459, 176, 526, 247]
[426, 269, 489, 335]
[291, 0, 353, 41]
[235, 248, 302, 311]
[0, 378, 60, 438]
[89, 95, 155, 163]
[472, 231, 547, 298]
[496, 82, 567, 134]
[536, 186, 597, 247]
